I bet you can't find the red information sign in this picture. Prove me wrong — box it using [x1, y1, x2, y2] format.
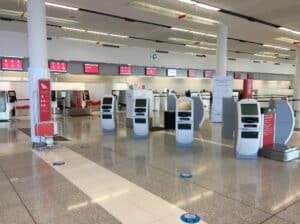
[38, 79, 51, 122]
[242, 79, 253, 99]
[1, 58, 23, 71]
[262, 112, 275, 147]
[233, 72, 241, 79]
[76, 91, 82, 108]
[204, 70, 213, 78]
[84, 63, 99, 74]
[145, 67, 157, 76]
[119, 65, 132, 75]
[247, 73, 254, 79]
[49, 61, 67, 73]
[188, 70, 197, 77]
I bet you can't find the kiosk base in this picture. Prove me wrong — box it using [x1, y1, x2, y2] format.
[258, 144, 299, 162]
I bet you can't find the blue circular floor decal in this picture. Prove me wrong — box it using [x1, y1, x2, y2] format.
[180, 213, 201, 223]
[179, 172, 193, 179]
[53, 161, 65, 166]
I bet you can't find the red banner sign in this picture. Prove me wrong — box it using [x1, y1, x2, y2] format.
[262, 112, 275, 147]
[242, 79, 253, 99]
[38, 79, 51, 122]
[76, 91, 82, 108]
[1, 58, 24, 71]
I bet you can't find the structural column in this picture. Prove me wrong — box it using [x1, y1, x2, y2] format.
[27, 0, 49, 143]
[293, 46, 300, 128]
[216, 24, 228, 76]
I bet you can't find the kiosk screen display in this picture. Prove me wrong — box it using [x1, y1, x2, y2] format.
[178, 101, 191, 111]
[135, 99, 146, 107]
[241, 104, 258, 115]
[103, 98, 112, 105]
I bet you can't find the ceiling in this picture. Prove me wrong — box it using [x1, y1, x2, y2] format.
[0, 0, 299, 64]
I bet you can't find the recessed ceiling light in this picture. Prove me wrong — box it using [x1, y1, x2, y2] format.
[254, 54, 276, 58]
[263, 44, 290, 51]
[279, 27, 300, 36]
[128, 1, 219, 26]
[178, 0, 220, 11]
[186, 44, 216, 51]
[45, 2, 79, 11]
[171, 27, 217, 38]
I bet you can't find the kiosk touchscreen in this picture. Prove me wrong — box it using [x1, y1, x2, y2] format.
[235, 99, 261, 159]
[101, 95, 116, 132]
[133, 98, 149, 138]
[176, 97, 194, 147]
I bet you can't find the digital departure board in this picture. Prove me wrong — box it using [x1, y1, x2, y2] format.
[49, 61, 67, 73]
[1, 58, 24, 71]
[84, 63, 99, 74]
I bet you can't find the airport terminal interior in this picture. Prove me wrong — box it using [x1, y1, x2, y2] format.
[1, 0, 300, 223]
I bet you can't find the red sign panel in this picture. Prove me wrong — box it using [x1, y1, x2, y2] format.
[188, 70, 197, 77]
[38, 79, 51, 122]
[233, 72, 241, 79]
[119, 65, 132, 75]
[35, 122, 54, 136]
[1, 58, 23, 71]
[247, 73, 254, 79]
[76, 91, 82, 108]
[49, 61, 67, 73]
[145, 67, 157, 76]
[242, 79, 253, 99]
[262, 112, 275, 147]
[84, 63, 99, 74]
[204, 70, 213, 78]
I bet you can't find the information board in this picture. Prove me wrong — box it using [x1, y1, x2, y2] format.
[188, 70, 197, 77]
[145, 67, 157, 76]
[262, 112, 275, 147]
[119, 65, 132, 75]
[1, 58, 24, 71]
[38, 79, 51, 122]
[84, 63, 99, 74]
[49, 61, 67, 73]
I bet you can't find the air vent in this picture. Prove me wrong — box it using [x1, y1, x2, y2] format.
[274, 63, 280, 65]
[196, 54, 206, 57]
[253, 60, 261, 63]
[228, 58, 236, 61]
[47, 37, 52, 40]
[156, 50, 168, 54]
[102, 44, 120, 48]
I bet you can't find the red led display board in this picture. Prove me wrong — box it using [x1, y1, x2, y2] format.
[203, 70, 213, 78]
[119, 65, 132, 75]
[145, 67, 157, 76]
[84, 63, 99, 74]
[49, 61, 67, 73]
[233, 72, 241, 79]
[188, 69, 197, 77]
[1, 58, 24, 71]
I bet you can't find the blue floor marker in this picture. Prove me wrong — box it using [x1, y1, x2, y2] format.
[180, 213, 201, 223]
[179, 172, 193, 179]
[53, 161, 65, 166]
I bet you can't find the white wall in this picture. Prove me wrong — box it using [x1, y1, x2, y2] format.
[0, 31, 295, 75]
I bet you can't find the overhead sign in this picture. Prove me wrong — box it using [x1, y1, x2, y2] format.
[49, 61, 67, 73]
[84, 63, 99, 74]
[1, 58, 24, 71]
[247, 73, 254, 79]
[119, 65, 132, 75]
[167, 68, 177, 77]
[203, 70, 213, 78]
[233, 72, 241, 79]
[188, 69, 197, 77]
[38, 79, 51, 122]
[145, 67, 157, 76]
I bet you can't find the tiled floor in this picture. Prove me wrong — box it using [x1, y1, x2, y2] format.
[0, 112, 300, 223]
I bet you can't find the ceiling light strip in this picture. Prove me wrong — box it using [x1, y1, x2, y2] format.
[178, 0, 220, 11]
[263, 44, 290, 51]
[171, 27, 217, 38]
[45, 2, 79, 11]
[279, 27, 300, 36]
[254, 54, 276, 58]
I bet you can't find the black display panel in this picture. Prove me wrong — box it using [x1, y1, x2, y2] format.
[241, 104, 258, 115]
[135, 99, 146, 107]
[103, 97, 112, 105]
[178, 124, 191, 130]
[135, 118, 146, 123]
[102, 114, 112, 119]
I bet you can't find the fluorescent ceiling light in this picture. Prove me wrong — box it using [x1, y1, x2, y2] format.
[275, 37, 299, 44]
[168, 37, 216, 46]
[62, 37, 127, 47]
[128, 1, 219, 26]
[62, 27, 86, 32]
[186, 44, 216, 51]
[263, 44, 290, 51]
[45, 2, 79, 11]
[254, 54, 276, 59]
[171, 27, 217, 38]
[87, 30, 109, 36]
[178, 0, 220, 11]
[110, 34, 129, 38]
[62, 27, 129, 39]
[279, 27, 300, 36]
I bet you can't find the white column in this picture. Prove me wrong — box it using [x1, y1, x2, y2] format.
[293, 46, 300, 128]
[27, 0, 49, 143]
[216, 24, 228, 76]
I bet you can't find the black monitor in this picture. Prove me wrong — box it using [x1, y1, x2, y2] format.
[103, 97, 112, 105]
[135, 99, 147, 107]
[241, 104, 258, 115]
[178, 101, 192, 111]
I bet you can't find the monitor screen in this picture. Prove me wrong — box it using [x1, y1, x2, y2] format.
[8, 91, 15, 97]
[84, 63, 99, 74]
[178, 101, 192, 111]
[103, 97, 112, 105]
[135, 99, 146, 107]
[241, 104, 258, 115]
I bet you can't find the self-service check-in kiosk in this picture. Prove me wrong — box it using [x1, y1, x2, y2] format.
[176, 97, 194, 147]
[235, 99, 261, 159]
[133, 98, 149, 138]
[101, 95, 116, 132]
[0, 91, 10, 121]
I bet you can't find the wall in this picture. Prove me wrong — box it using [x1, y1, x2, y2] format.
[0, 31, 295, 75]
